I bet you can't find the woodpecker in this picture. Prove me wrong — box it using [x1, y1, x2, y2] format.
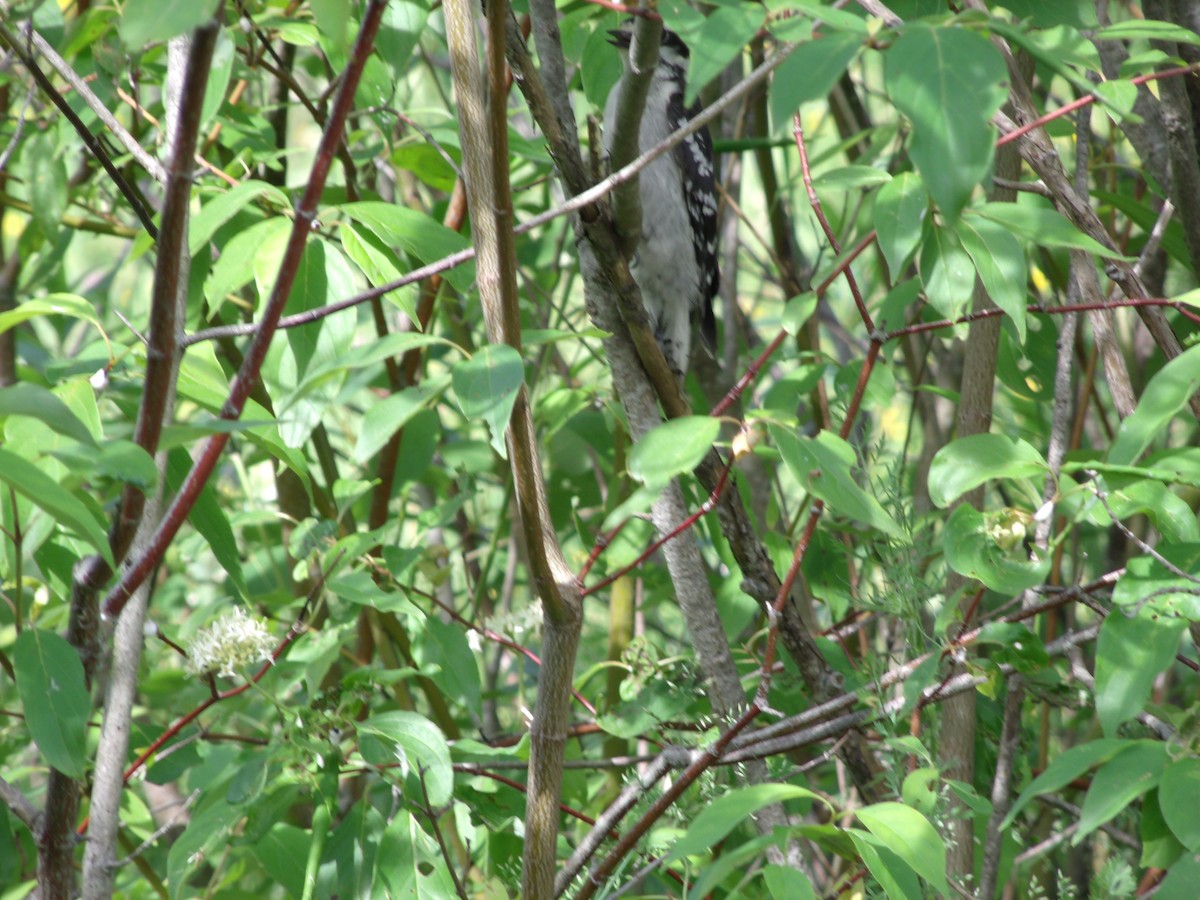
[604, 23, 719, 375]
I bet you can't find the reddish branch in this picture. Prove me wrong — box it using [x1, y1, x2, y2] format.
[101, 0, 389, 620]
[996, 63, 1200, 149]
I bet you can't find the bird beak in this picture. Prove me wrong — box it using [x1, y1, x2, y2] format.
[607, 29, 630, 49]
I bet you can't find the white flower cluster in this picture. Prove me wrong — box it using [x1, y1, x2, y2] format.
[484, 601, 542, 640]
[184, 607, 275, 679]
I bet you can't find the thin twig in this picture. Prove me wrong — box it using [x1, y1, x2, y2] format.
[12, 18, 166, 182]
[0, 19, 159, 237]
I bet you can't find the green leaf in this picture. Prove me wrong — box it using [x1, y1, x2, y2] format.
[627, 416, 720, 490]
[928, 434, 1047, 508]
[358, 711, 453, 806]
[376, 809, 459, 897]
[1094, 19, 1200, 46]
[264, 241, 358, 448]
[812, 165, 891, 192]
[884, 25, 1007, 222]
[12, 630, 90, 779]
[1075, 742, 1167, 845]
[1160, 758, 1200, 850]
[1093, 79, 1138, 120]
[782, 292, 818, 336]
[976, 621, 1050, 673]
[355, 376, 450, 465]
[855, 802, 950, 896]
[339, 202, 474, 292]
[688, 832, 789, 899]
[1111, 545, 1200, 620]
[205, 218, 290, 310]
[874, 172, 928, 275]
[762, 865, 817, 900]
[0, 448, 113, 565]
[1108, 344, 1200, 466]
[770, 33, 862, 128]
[848, 831, 925, 900]
[768, 0, 871, 36]
[255, 824, 309, 899]
[901, 769, 940, 818]
[1095, 609, 1184, 736]
[1085, 479, 1200, 544]
[1142, 789, 1186, 869]
[288, 332, 457, 406]
[189, 180, 289, 255]
[451, 345, 525, 458]
[1156, 854, 1200, 900]
[972, 202, 1129, 259]
[253, 232, 324, 369]
[0, 293, 109, 353]
[0, 383, 97, 446]
[1001, 739, 1132, 830]
[390, 143, 459, 193]
[167, 799, 242, 900]
[899, 654, 942, 721]
[310, 0, 351, 55]
[94, 440, 157, 488]
[918, 221, 975, 320]
[341, 221, 417, 319]
[27, 131, 67, 238]
[681, 5, 764, 106]
[771, 427, 906, 540]
[167, 448, 248, 600]
[417, 618, 482, 715]
[376, 2, 430, 82]
[200, 30, 234, 128]
[119, 0, 220, 48]
[942, 504, 1050, 594]
[958, 214, 1029, 342]
[662, 784, 826, 864]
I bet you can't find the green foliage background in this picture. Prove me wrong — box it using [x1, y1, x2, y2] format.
[0, 0, 1198, 897]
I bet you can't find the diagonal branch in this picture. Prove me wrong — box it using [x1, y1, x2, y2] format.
[0, 18, 159, 237]
[99, 0, 390, 620]
[2, 13, 167, 182]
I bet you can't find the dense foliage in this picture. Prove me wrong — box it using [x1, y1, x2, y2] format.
[1, 0, 1199, 897]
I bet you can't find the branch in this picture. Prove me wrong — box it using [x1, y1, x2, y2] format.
[81, 28, 217, 897]
[0, 18, 159, 237]
[605, 14, 662, 255]
[99, 0, 390, 619]
[8, 16, 167, 182]
[442, 3, 582, 897]
[993, 92, 1200, 422]
[0, 774, 39, 831]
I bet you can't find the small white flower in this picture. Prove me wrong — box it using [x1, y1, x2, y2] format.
[89, 367, 109, 391]
[184, 607, 275, 679]
[466, 629, 483, 652]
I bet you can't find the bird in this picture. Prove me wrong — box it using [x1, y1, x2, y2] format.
[603, 22, 719, 376]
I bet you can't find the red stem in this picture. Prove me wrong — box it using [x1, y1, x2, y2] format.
[101, 0, 390, 619]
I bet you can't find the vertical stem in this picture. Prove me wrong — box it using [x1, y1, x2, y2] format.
[81, 29, 213, 897]
[939, 132, 1021, 893]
